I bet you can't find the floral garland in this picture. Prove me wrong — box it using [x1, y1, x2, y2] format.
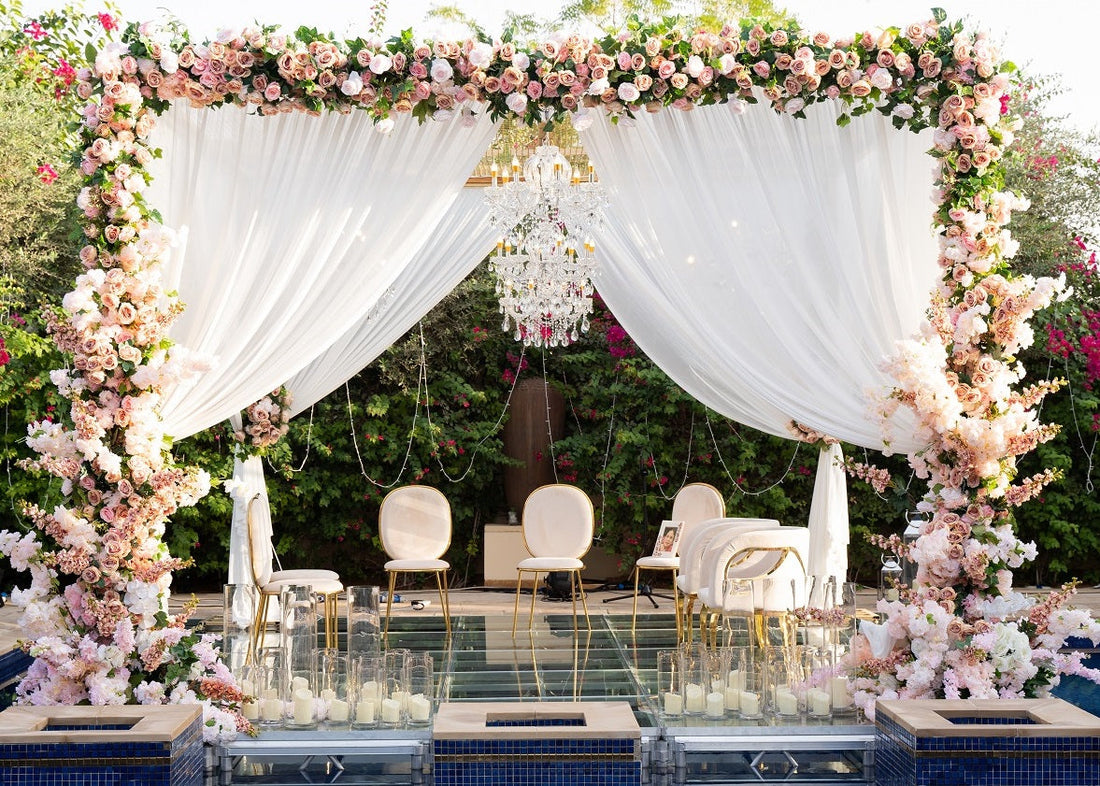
[232, 386, 292, 454]
[2, 6, 1093, 740]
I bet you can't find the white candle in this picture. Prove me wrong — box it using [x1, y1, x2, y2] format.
[260, 698, 283, 721]
[320, 688, 337, 702]
[391, 689, 409, 711]
[831, 676, 853, 708]
[240, 678, 254, 695]
[328, 698, 349, 723]
[885, 588, 900, 602]
[662, 691, 683, 716]
[727, 670, 745, 691]
[291, 676, 310, 693]
[261, 688, 279, 700]
[361, 680, 381, 707]
[355, 700, 375, 725]
[242, 700, 259, 720]
[776, 687, 799, 716]
[292, 689, 314, 726]
[739, 691, 760, 717]
[705, 691, 725, 719]
[381, 697, 402, 724]
[808, 688, 831, 717]
[684, 683, 705, 713]
[408, 694, 431, 722]
[724, 686, 740, 711]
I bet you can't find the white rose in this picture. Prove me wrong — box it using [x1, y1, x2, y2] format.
[506, 92, 528, 115]
[468, 43, 493, 69]
[375, 116, 395, 135]
[430, 58, 453, 82]
[871, 68, 893, 90]
[893, 104, 915, 120]
[587, 77, 609, 95]
[617, 82, 640, 103]
[685, 55, 705, 78]
[369, 53, 392, 74]
[340, 71, 363, 96]
[785, 97, 805, 114]
[512, 51, 530, 70]
[718, 53, 736, 75]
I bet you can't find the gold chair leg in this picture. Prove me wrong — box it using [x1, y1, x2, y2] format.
[384, 572, 396, 637]
[528, 570, 538, 630]
[684, 596, 696, 644]
[251, 592, 268, 654]
[436, 570, 451, 636]
[631, 566, 641, 633]
[668, 571, 677, 646]
[577, 569, 591, 630]
[570, 570, 579, 632]
[511, 571, 523, 637]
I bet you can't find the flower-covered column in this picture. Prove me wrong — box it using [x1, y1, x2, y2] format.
[851, 27, 1100, 711]
[0, 41, 249, 741]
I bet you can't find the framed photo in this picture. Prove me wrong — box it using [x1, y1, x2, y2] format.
[652, 520, 684, 557]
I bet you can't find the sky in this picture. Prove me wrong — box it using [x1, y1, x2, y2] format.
[20, 0, 1100, 134]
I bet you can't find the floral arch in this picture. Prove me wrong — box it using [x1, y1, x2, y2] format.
[2, 8, 1097, 740]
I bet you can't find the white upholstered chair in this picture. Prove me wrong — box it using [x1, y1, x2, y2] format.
[247, 495, 343, 651]
[630, 483, 725, 637]
[675, 518, 781, 641]
[512, 484, 595, 635]
[694, 525, 809, 646]
[379, 485, 453, 636]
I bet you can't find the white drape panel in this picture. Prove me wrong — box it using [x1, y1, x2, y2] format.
[145, 102, 497, 440]
[579, 101, 938, 452]
[285, 188, 498, 414]
[806, 443, 849, 598]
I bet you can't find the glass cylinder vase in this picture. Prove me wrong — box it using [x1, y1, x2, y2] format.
[221, 583, 257, 675]
[346, 585, 382, 661]
[406, 652, 434, 726]
[351, 654, 383, 729]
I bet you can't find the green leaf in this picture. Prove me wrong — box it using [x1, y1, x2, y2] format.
[932, 7, 948, 23]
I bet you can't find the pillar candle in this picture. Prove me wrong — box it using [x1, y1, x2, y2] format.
[381, 697, 402, 724]
[408, 694, 431, 722]
[328, 698, 349, 723]
[808, 688, 831, 717]
[705, 691, 725, 719]
[684, 683, 705, 713]
[662, 691, 683, 716]
[361, 680, 380, 706]
[242, 700, 259, 720]
[291, 676, 310, 693]
[292, 689, 314, 726]
[775, 687, 799, 716]
[320, 688, 337, 702]
[723, 686, 740, 711]
[355, 700, 375, 725]
[739, 690, 760, 717]
[727, 669, 745, 691]
[260, 697, 283, 722]
[831, 676, 853, 708]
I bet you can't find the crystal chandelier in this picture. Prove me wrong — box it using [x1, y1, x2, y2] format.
[485, 143, 606, 348]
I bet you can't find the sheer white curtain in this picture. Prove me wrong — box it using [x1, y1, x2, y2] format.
[579, 101, 937, 451]
[145, 102, 498, 440]
[579, 101, 940, 581]
[285, 188, 497, 414]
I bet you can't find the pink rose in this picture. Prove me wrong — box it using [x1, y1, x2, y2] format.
[263, 82, 281, 101]
[752, 60, 770, 78]
[669, 73, 689, 90]
[657, 60, 675, 79]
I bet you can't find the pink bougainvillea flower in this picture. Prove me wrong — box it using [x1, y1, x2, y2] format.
[97, 12, 117, 32]
[36, 164, 59, 184]
[23, 21, 47, 41]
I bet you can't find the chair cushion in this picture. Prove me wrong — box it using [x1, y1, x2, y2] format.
[517, 557, 584, 571]
[384, 558, 449, 571]
[636, 556, 679, 569]
[270, 569, 340, 582]
[259, 577, 343, 594]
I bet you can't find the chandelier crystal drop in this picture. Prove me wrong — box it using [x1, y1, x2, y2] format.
[485, 143, 607, 348]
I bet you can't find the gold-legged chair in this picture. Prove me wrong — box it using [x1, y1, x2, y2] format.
[512, 484, 594, 635]
[630, 483, 726, 637]
[247, 495, 343, 652]
[379, 485, 453, 636]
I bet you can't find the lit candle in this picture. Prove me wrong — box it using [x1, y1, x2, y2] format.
[705, 691, 725, 719]
[328, 698, 350, 723]
[490, 162, 499, 186]
[292, 688, 314, 726]
[408, 694, 431, 722]
[775, 687, 799, 716]
[808, 688, 831, 717]
[724, 686, 740, 711]
[684, 683, 705, 713]
[830, 676, 853, 709]
[511, 155, 520, 176]
[587, 161, 594, 182]
[355, 700, 375, 725]
[662, 691, 683, 716]
[739, 691, 760, 717]
[381, 698, 402, 724]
